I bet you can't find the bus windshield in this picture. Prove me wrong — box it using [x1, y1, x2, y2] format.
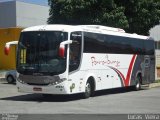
[17, 31, 68, 75]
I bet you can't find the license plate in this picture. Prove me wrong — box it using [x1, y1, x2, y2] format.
[33, 87, 42, 91]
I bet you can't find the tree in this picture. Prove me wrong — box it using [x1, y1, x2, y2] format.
[48, 0, 129, 30]
[48, 0, 160, 35]
[115, 0, 160, 35]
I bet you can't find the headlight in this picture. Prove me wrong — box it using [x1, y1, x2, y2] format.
[50, 77, 67, 85]
[17, 78, 25, 84]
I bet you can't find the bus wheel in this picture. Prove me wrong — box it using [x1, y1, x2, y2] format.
[134, 76, 142, 91]
[83, 81, 92, 99]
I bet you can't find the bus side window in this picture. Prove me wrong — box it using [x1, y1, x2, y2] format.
[69, 32, 82, 72]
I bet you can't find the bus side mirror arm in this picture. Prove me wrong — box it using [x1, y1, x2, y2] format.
[4, 41, 18, 55]
[59, 40, 72, 58]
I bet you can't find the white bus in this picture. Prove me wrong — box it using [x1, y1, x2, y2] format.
[5, 25, 155, 98]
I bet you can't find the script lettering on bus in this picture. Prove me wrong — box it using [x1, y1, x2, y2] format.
[91, 55, 120, 67]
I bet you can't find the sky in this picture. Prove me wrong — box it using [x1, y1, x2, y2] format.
[0, 0, 48, 6]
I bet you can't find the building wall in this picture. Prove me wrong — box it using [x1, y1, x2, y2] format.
[0, 1, 49, 28]
[16, 1, 49, 27]
[150, 25, 160, 79]
[156, 50, 160, 78]
[0, 0, 49, 70]
[0, 28, 23, 70]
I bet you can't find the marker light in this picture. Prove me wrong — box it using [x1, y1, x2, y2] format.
[4, 45, 10, 55]
[59, 45, 65, 58]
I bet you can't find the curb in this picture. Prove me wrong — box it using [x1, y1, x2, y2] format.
[149, 82, 160, 88]
[0, 77, 5, 82]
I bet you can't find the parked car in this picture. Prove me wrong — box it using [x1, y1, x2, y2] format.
[5, 70, 17, 84]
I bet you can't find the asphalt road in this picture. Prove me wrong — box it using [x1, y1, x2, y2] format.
[0, 81, 160, 115]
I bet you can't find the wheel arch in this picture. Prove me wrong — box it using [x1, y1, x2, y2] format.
[82, 75, 96, 98]
[6, 74, 15, 83]
[136, 72, 142, 84]
[87, 76, 96, 92]
[82, 73, 97, 90]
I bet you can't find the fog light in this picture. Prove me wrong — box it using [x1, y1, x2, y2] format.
[17, 78, 25, 84]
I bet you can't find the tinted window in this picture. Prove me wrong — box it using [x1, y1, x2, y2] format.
[84, 32, 154, 55]
[17, 31, 68, 75]
[83, 33, 107, 53]
[144, 39, 155, 55]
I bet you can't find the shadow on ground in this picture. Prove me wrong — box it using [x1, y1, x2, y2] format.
[0, 87, 142, 102]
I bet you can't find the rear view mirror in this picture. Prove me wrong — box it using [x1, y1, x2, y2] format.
[59, 40, 72, 58]
[59, 44, 65, 58]
[4, 41, 18, 55]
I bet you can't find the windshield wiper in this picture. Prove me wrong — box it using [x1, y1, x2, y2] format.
[19, 42, 27, 48]
[20, 65, 36, 70]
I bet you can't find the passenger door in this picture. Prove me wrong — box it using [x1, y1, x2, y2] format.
[69, 32, 82, 72]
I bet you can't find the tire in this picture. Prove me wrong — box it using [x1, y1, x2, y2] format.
[7, 75, 15, 84]
[134, 76, 142, 91]
[83, 81, 92, 99]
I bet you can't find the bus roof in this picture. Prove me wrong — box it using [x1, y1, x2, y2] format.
[22, 24, 149, 40]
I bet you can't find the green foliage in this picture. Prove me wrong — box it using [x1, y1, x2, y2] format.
[155, 79, 160, 83]
[48, 0, 160, 35]
[115, 0, 160, 35]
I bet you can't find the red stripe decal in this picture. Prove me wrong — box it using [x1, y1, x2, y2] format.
[125, 54, 137, 86]
[109, 55, 137, 87]
[112, 68, 126, 86]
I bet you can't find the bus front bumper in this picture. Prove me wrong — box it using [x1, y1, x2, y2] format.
[16, 82, 72, 95]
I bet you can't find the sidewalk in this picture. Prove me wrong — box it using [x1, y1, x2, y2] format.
[149, 82, 160, 88]
[0, 72, 5, 77]
[0, 70, 6, 82]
